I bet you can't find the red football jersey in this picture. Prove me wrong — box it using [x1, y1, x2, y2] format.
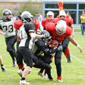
[66, 18, 73, 27]
[53, 17, 73, 27]
[33, 19, 40, 32]
[14, 20, 23, 41]
[53, 18, 60, 24]
[42, 19, 55, 29]
[14, 20, 23, 30]
[46, 22, 72, 44]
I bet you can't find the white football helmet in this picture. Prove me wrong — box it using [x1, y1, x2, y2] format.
[2, 9, 12, 20]
[59, 10, 66, 16]
[47, 11, 54, 16]
[21, 11, 33, 18]
[2, 9, 12, 16]
[21, 11, 33, 23]
[56, 20, 66, 35]
[46, 11, 54, 20]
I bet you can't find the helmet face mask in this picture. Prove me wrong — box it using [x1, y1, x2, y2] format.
[46, 11, 54, 20]
[2, 9, 12, 20]
[59, 10, 66, 20]
[60, 15, 66, 20]
[41, 30, 51, 43]
[47, 15, 54, 20]
[22, 15, 32, 23]
[56, 27, 65, 35]
[21, 11, 32, 23]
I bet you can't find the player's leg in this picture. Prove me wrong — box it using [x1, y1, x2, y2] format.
[16, 40, 24, 70]
[55, 50, 63, 82]
[41, 54, 52, 78]
[0, 56, 6, 72]
[33, 59, 54, 80]
[5, 36, 17, 67]
[19, 47, 33, 84]
[62, 37, 72, 63]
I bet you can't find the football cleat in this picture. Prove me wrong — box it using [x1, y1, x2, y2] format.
[57, 78, 63, 82]
[67, 56, 72, 63]
[43, 74, 47, 79]
[17, 69, 23, 77]
[37, 71, 43, 77]
[13, 60, 16, 67]
[43, 73, 47, 79]
[19, 80, 30, 85]
[48, 77, 55, 81]
[1, 65, 6, 72]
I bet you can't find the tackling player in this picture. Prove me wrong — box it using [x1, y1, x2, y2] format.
[14, 11, 41, 70]
[54, 10, 74, 63]
[46, 20, 82, 82]
[16, 11, 49, 85]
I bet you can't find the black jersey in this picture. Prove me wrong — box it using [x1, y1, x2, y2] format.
[19, 22, 35, 49]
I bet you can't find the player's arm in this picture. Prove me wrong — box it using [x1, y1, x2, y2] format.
[0, 25, 4, 34]
[67, 36, 82, 53]
[44, 47, 58, 54]
[71, 25, 74, 38]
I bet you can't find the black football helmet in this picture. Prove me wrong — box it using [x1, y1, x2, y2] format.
[41, 30, 51, 43]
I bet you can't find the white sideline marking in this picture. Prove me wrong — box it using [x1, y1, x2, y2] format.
[71, 54, 85, 65]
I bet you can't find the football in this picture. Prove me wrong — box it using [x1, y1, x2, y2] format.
[51, 40, 59, 45]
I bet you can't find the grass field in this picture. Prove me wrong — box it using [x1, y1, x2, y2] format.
[0, 32, 85, 85]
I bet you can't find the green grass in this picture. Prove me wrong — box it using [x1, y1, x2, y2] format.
[74, 29, 81, 32]
[0, 33, 85, 85]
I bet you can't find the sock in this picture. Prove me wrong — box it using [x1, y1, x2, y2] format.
[64, 48, 70, 58]
[21, 77, 25, 80]
[51, 56, 54, 59]
[57, 76, 62, 79]
[1, 64, 4, 67]
[18, 63, 24, 69]
[22, 68, 25, 71]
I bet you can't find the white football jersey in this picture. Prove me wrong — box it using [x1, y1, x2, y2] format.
[19, 25, 28, 47]
[0, 17, 17, 37]
[19, 22, 35, 49]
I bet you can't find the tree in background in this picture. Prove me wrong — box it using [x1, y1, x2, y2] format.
[18, 1, 42, 17]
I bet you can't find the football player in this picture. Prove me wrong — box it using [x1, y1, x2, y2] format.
[18, 11, 49, 85]
[14, 11, 41, 70]
[35, 30, 62, 80]
[46, 20, 82, 82]
[54, 10, 74, 63]
[41, 11, 55, 29]
[0, 9, 18, 67]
